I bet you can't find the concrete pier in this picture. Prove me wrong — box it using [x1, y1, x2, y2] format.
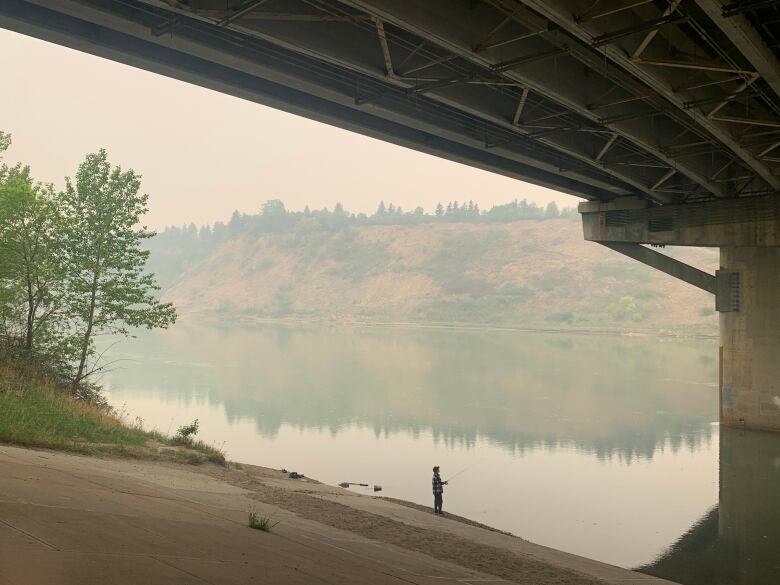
[719, 247, 780, 430]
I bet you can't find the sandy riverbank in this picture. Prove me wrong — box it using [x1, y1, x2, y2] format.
[0, 444, 675, 585]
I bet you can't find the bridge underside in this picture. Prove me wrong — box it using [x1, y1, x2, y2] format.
[1, 0, 779, 429]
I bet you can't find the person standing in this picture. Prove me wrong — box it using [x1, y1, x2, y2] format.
[432, 465, 448, 515]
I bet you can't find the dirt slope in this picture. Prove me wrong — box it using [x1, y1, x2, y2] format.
[160, 220, 719, 333]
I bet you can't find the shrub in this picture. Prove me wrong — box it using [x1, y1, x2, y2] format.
[176, 419, 199, 440]
[613, 295, 643, 322]
[546, 311, 574, 323]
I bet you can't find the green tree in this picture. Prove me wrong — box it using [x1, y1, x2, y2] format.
[435, 202, 444, 217]
[0, 164, 63, 350]
[613, 295, 643, 322]
[59, 150, 177, 390]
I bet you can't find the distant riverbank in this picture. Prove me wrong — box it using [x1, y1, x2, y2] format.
[151, 220, 719, 335]
[181, 311, 719, 340]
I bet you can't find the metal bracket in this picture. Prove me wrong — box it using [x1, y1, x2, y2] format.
[716, 270, 741, 312]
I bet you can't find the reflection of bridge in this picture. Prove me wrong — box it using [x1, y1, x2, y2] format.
[2, 1, 779, 428]
[640, 429, 780, 585]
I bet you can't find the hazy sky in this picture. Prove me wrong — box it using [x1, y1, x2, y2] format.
[0, 28, 578, 229]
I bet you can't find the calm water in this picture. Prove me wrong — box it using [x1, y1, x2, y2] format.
[101, 323, 780, 584]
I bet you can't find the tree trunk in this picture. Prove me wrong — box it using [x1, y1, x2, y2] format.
[73, 263, 100, 392]
[25, 275, 34, 350]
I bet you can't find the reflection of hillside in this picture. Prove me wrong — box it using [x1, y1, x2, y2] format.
[640, 429, 780, 585]
[104, 324, 718, 459]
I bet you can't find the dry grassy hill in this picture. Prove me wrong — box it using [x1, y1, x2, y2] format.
[155, 219, 719, 334]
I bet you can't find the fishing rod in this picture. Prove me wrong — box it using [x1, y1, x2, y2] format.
[445, 459, 483, 483]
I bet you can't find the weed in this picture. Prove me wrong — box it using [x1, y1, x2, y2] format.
[248, 508, 278, 532]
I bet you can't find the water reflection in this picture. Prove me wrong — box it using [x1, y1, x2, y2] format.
[102, 323, 724, 572]
[642, 429, 780, 585]
[104, 323, 718, 460]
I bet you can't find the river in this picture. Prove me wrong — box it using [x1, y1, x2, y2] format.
[101, 323, 780, 585]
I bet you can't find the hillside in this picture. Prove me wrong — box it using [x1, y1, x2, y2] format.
[148, 218, 719, 334]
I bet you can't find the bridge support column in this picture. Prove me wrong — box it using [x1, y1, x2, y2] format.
[719, 247, 780, 431]
[580, 196, 780, 431]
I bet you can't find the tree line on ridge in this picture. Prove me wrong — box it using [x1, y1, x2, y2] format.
[160, 197, 578, 244]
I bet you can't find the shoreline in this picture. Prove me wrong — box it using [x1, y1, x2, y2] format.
[0, 443, 676, 585]
[180, 312, 719, 340]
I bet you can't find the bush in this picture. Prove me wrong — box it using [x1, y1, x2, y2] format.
[613, 295, 643, 322]
[546, 311, 574, 323]
[176, 419, 199, 440]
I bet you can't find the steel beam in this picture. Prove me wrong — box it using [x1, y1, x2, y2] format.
[515, 0, 780, 191]
[512, 87, 529, 125]
[596, 133, 618, 161]
[592, 15, 689, 49]
[631, 58, 756, 76]
[721, 0, 779, 17]
[599, 242, 716, 294]
[695, 0, 780, 104]
[373, 18, 395, 78]
[338, 0, 717, 201]
[216, 0, 270, 27]
[576, 0, 654, 23]
[631, 0, 681, 59]
[185, 0, 655, 199]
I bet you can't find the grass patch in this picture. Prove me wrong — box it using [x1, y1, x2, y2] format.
[593, 261, 651, 282]
[423, 232, 506, 295]
[0, 354, 225, 465]
[248, 509, 278, 531]
[327, 232, 391, 281]
[0, 361, 148, 449]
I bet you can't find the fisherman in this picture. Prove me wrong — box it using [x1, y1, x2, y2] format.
[432, 465, 448, 515]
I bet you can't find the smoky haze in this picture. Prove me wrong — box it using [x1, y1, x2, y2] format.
[0, 28, 577, 229]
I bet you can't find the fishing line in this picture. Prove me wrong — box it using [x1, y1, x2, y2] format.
[445, 459, 484, 483]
